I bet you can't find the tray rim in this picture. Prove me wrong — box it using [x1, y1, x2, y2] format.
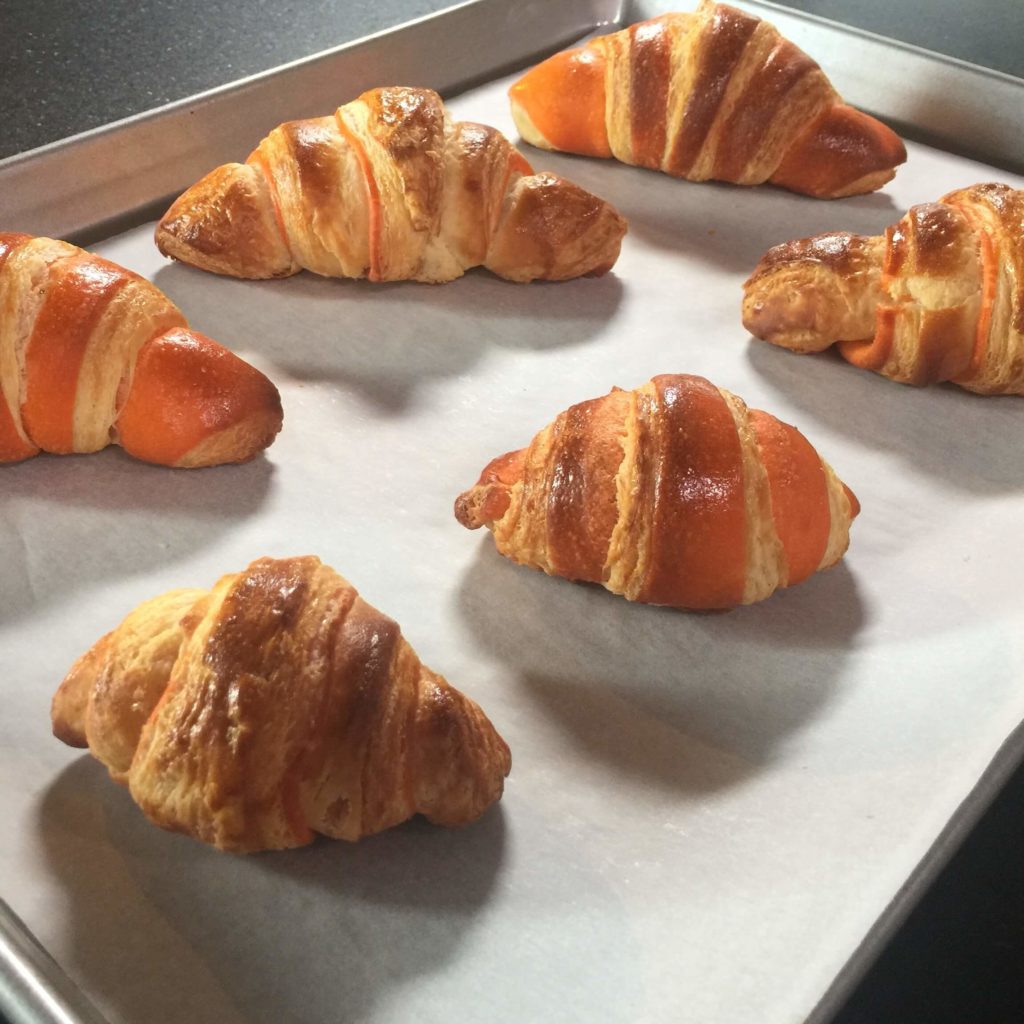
[2, 0, 1023, 243]
[2, 2, 1023, 1024]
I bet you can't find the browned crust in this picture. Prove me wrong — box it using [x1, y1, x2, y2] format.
[544, 392, 631, 581]
[364, 87, 447, 234]
[51, 643, 106, 747]
[454, 448, 526, 529]
[628, 19, 672, 169]
[284, 119, 343, 205]
[513, 2, 905, 196]
[444, 121, 521, 267]
[173, 410, 284, 469]
[155, 163, 298, 278]
[945, 182, 1024, 334]
[746, 231, 878, 286]
[714, 37, 820, 183]
[485, 173, 627, 282]
[769, 103, 907, 199]
[744, 183, 1024, 394]
[157, 87, 623, 282]
[742, 232, 884, 350]
[51, 556, 510, 852]
[455, 375, 856, 610]
[1, 235, 281, 467]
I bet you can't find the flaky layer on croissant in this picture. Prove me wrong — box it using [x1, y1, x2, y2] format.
[52, 556, 511, 852]
[156, 86, 627, 284]
[509, 2, 906, 199]
[743, 183, 1024, 395]
[455, 374, 858, 610]
[0, 233, 282, 467]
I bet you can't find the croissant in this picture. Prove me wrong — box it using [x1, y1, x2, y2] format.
[51, 556, 511, 852]
[455, 374, 858, 610]
[508, 1, 906, 199]
[742, 183, 1024, 395]
[0, 233, 282, 467]
[155, 86, 627, 284]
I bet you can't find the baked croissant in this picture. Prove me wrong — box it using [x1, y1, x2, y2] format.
[742, 183, 1024, 395]
[0, 233, 282, 467]
[51, 556, 511, 852]
[508, 1, 906, 199]
[455, 374, 858, 610]
[155, 86, 627, 284]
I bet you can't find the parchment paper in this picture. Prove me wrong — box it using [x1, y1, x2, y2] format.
[2, 65, 1022, 1024]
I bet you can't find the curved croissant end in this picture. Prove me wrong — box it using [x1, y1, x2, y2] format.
[743, 182, 1024, 394]
[769, 104, 907, 199]
[456, 375, 858, 610]
[52, 556, 511, 852]
[0, 233, 283, 466]
[116, 329, 284, 468]
[509, 47, 613, 159]
[155, 163, 299, 279]
[508, 2, 906, 198]
[156, 87, 626, 284]
[486, 173, 627, 281]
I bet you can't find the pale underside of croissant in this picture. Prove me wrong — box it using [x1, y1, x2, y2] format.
[455, 374, 858, 610]
[51, 556, 511, 852]
[155, 86, 627, 284]
[508, 1, 906, 199]
[0, 233, 282, 467]
[742, 183, 1024, 395]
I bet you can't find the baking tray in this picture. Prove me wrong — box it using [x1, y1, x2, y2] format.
[1, 2, 1023, 1023]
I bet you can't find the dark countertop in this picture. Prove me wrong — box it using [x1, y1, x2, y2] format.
[1, 2, 1022, 1023]
[2, 0, 1023, 161]
[0, 0, 457, 160]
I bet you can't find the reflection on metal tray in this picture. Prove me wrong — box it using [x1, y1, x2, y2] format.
[1, 0, 1022, 242]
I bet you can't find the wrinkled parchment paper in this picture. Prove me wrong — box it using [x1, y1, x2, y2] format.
[2, 59, 1023, 1024]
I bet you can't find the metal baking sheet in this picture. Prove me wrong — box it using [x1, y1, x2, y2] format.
[2, 3, 1023, 1024]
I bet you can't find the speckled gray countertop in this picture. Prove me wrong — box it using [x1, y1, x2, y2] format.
[0, 0, 457, 159]
[1, 3, 1022, 1024]
[1, 0, 1022, 160]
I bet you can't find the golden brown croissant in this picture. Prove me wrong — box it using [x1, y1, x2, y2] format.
[155, 86, 627, 283]
[742, 183, 1024, 395]
[455, 374, 858, 609]
[51, 556, 511, 852]
[508, 2, 906, 199]
[0, 233, 282, 467]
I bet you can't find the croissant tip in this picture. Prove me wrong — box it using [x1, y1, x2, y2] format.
[154, 163, 298, 279]
[843, 483, 861, 519]
[51, 717, 89, 748]
[453, 492, 480, 529]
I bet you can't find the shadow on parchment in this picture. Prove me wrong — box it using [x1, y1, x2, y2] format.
[38, 757, 506, 1024]
[154, 261, 625, 414]
[516, 145, 902, 275]
[746, 340, 1024, 494]
[456, 541, 864, 794]
[0, 451, 273, 626]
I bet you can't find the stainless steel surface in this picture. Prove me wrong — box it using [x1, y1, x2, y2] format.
[808, 719, 1024, 1024]
[1, 3, 1023, 1024]
[0, 0, 622, 242]
[0, 902, 109, 1024]
[3, 0, 1024, 242]
[4, 0, 1021, 162]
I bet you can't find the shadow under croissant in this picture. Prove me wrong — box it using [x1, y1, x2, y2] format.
[37, 756, 507, 1024]
[456, 541, 865, 793]
[152, 260, 625, 415]
[746, 339, 1024, 494]
[0, 450, 274, 626]
[514, 145, 901, 274]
